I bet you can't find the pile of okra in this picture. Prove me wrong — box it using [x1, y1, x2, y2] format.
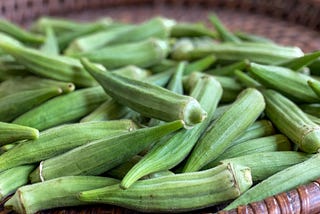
[0, 13, 320, 214]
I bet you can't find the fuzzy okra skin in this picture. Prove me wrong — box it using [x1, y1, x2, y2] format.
[0, 122, 39, 146]
[120, 74, 222, 189]
[5, 176, 119, 214]
[248, 62, 320, 103]
[73, 39, 170, 69]
[220, 151, 310, 181]
[0, 165, 35, 200]
[79, 163, 252, 213]
[0, 120, 136, 172]
[263, 89, 320, 153]
[81, 58, 207, 128]
[29, 120, 184, 182]
[204, 134, 292, 169]
[0, 42, 97, 87]
[0, 87, 62, 122]
[183, 88, 265, 172]
[225, 153, 320, 210]
[13, 87, 108, 131]
[0, 76, 75, 98]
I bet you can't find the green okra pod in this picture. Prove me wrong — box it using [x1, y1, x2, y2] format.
[166, 61, 186, 94]
[299, 103, 320, 118]
[0, 120, 136, 172]
[39, 27, 59, 55]
[248, 62, 320, 103]
[206, 59, 250, 76]
[106, 155, 142, 179]
[145, 69, 173, 86]
[204, 134, 292, 169]
[0, 87, 62, 122]
[234, 69, 261, 88]
[113, 65, 151, 80]
[0, 165, 35, 201]
[170, 22, 217, 38]
[0, 76, 75, 98]
[183, 88, 265, 172]
[263, 89, 320, 153]
[184, 55, 216, 75]
[0, 19, 44, 44]
[81, 58, 207, 128]
[0, 42, 97, 87]
[214, 75, 244, 103]
[5, 176, 119, 214]
[149, 59, 177, 73]
[225, 153, 320, 210]
[278, 50, 320, 71]
[13, 87, 108, 131]
[307, 79, 320, 98]
[72, 39, 170, 69]
[220, 151, 310, 181]
[171, 39, 303, 65]
[0, 122, 39, 146]
[66, 17, 173, 55]
[120, 74, 222, 189]
[79, 163, 252, 213]
[29, 120, 184, 182]
[208, 14, 241, 43]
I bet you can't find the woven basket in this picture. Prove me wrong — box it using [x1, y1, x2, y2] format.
[1, 0, 320, 213]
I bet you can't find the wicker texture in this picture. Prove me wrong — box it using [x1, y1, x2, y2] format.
[1, 0, 320, 213]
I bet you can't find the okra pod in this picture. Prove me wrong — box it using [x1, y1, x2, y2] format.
[234, 69, 261, 88]
[79, 163, 252, 213]
[0, 42, 97, 87]
[0, 122, 39, 146]
[0, 120, 136, 172]
[13, 87, 108, 130]
[81, 58, 206, 128]
[113, 65, 151, 80]
[208, 14, 241, 43]
[248, 62, 320, 103]
[0, 76, 75, 98]
[170, 22, 217, 38]
[5, 176, 119, 214]
[0, 165, 35, 200]
[149, 59, 177, 73]
[0, 87, 62, 122]
[171, 40, 303, 65]
[308, 79, 320, 98]
[234, 31, 274, 44]
[220, 151, 310, 181]
[184, 55, 216, 75]
[29, 120, 184, 182]
[145, 69, 173, 86]
[299, 103, 320, 118]
[263, 89, 320, 153]
[225, 153, 320, 210]
[214, 75, 244, 102]
[120, 74, 222, 189]
[206, 59, 250, 76]
[205, 134, 292, 169]
[73, 39, 170, 69]
[39, 27, 59, 55]
[183, 88, 265, 172]
[278, 50, 320, 71]
[0, 19, 44, 44]
[166, 61, 186, 94]
[106, 155, 142, 179]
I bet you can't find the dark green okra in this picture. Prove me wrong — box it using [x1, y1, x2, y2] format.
[120, 74, 222, 189]
[248, 62, 320, 103]
[183, 88, 265, 172]
[0, 122, 39, 146]
[204, 134, 292, 169]
[225, 153, 320, 210]
[0, 87, 62, 122]
[66, 17, 173, 54]
[79, 163, 252, 213]
[0, 42, 97, 87]
[208, 14, 241, 43]
[29, 120, 184, 182]
[0, 19, 44, 44]
[72, 39, 170, 69]
[220, 151, 310, 181]
[13, 87, 108, 131]
[0, 76, 75, 98]
[0, 165, 35, 201]
[81, 59, 207, 128]
[263, 89, 320, 153]
[5, 176, 119, 214]
[170, 22, 217, 38]
[171, 39, 303, 65]
[0, 120, 136, 172]
[307, 79, 320, 98]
